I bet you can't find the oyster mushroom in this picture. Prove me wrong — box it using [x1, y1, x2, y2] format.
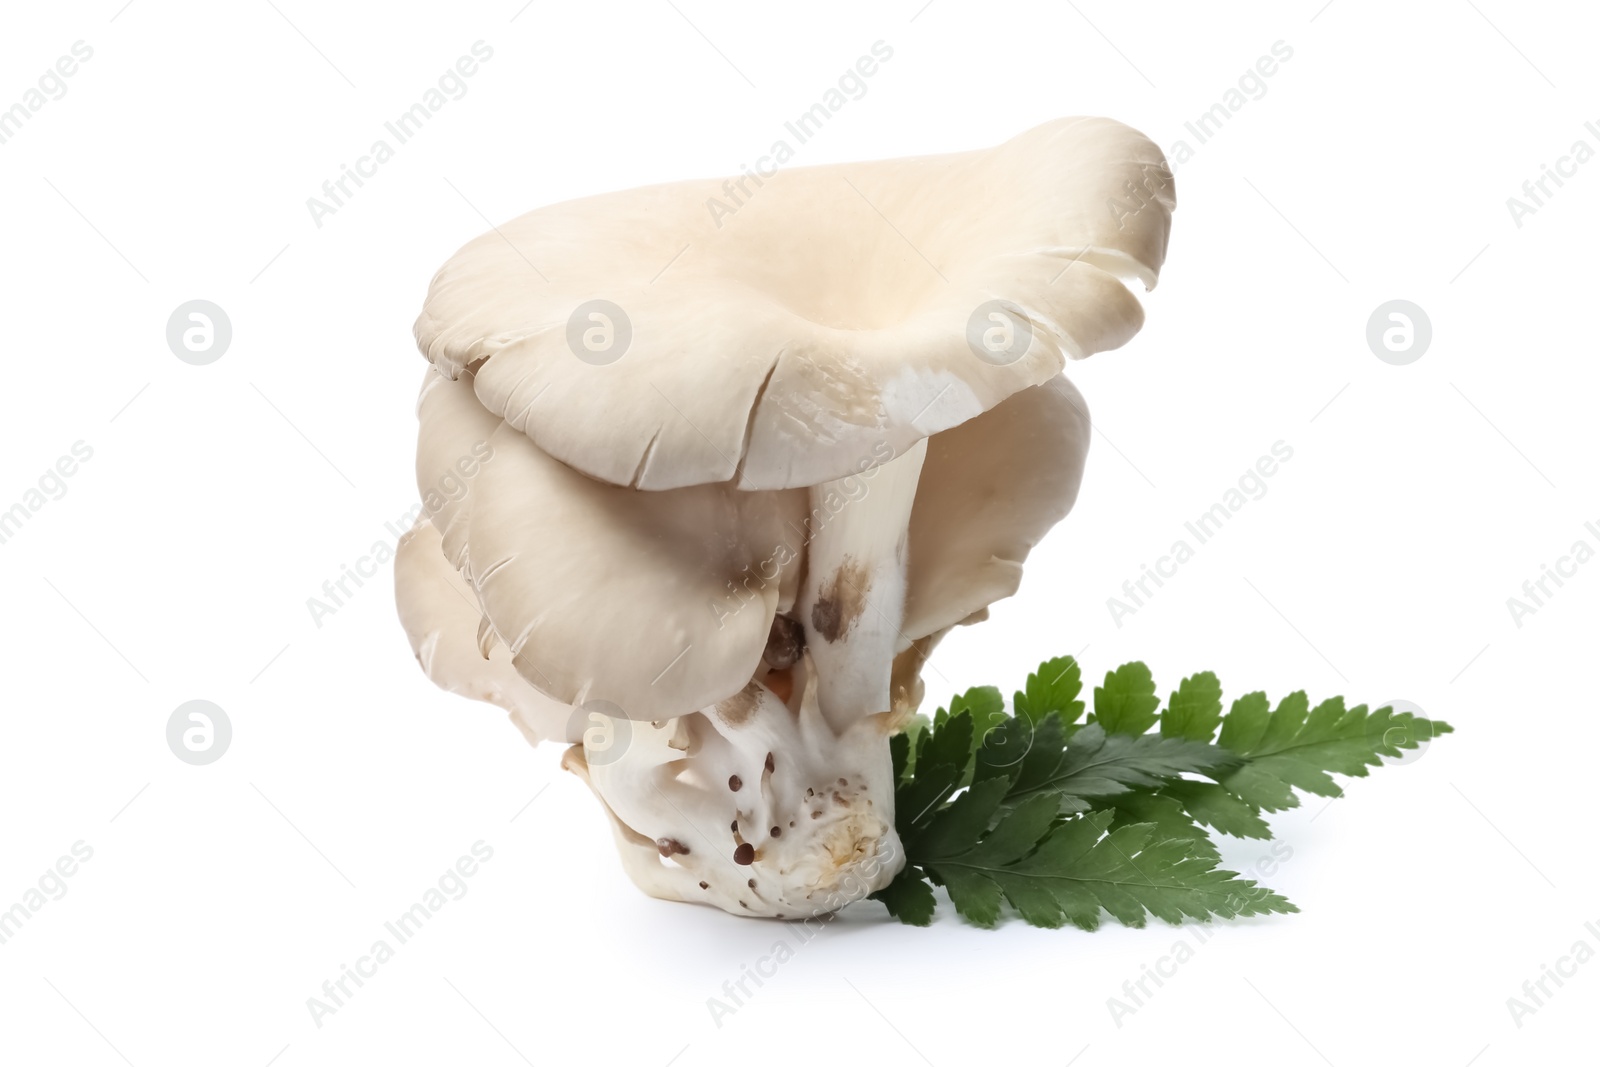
[395, 117, 1174, 918]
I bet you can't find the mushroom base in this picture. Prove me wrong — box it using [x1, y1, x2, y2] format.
[562, 662, 905, 919]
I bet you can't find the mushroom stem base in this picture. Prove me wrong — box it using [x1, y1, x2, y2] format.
[564, 671, 904, 918]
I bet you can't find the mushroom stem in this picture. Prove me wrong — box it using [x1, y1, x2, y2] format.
[572, 680, 903, 917]
[799, 438, 928, 735]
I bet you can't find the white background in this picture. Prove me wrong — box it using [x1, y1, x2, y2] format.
[2, 1, 1596, 1065]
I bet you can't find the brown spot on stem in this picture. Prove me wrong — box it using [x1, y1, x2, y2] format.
[716, 683, 760, 726]
[810, 557, 870, 642]
[699, 881, 709, 889]
[729, 775, 743, 792]
[733, 843, 756, 865]
[765, 752, 775, 774]
[770, 826, 782, 838]
[655, 838, 690, 857]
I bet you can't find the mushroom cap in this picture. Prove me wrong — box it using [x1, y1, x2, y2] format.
[411, 367, 813, 722]
[414, 116, 1173, 492]
[413, 367, 501, 577]
[464, 417, 809, 719]
[902, 373, 1092, 644]
[393, 514, 577, 745]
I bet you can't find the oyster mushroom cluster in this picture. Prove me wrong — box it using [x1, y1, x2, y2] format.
[395, 117, 1174, 919]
